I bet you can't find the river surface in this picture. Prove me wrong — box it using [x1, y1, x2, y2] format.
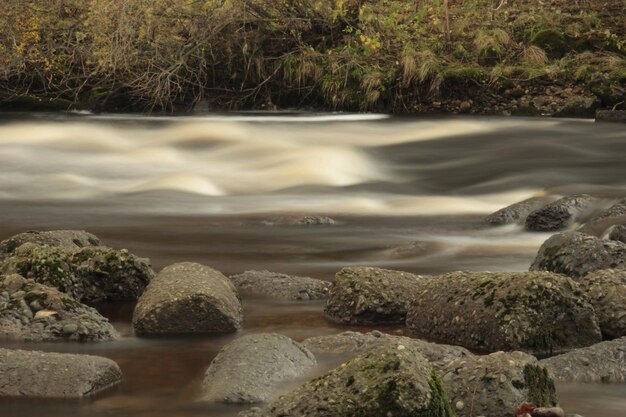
[0, 113, 625, 417]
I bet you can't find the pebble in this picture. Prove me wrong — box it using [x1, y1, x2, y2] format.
[62, 323, 79, 334]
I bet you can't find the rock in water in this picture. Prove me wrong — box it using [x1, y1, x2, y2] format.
[0, 274, 118, 342]
[0, 243, 155, 303]
[132, 262, 242, 335]
[0, 230, 100, 262]
[579, 269, 626, 338]
[325, 266, 427, 325]
[578, 198, 626, 235]
[200, 333, 316, 403]
[0, 348, 122, 398]
[440, 351, 557, 417]
[229, 270, 331, 300]
[406, 271, 601, 355]
[241, 343, 455, 417]
[530, 232, 626, 279]
[609, 224, 626, 243]
[540, 336, 626, 383]
[485, 196, 557, 225]
[525, 195, 594, 231]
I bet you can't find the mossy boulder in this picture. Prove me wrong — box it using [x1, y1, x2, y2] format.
[588, 73, 626, 106]
[530, 232, 626, 279]
[540, 336, 626, 383]
[609, 224, 626, 243]
[229, 270, 331, 300]
[241, 342, 455, 417]
[525, 194, 595, 232]
[406, 271, 601, 356]
[0, 274, 118, 342]
[200, 333, 316, 404]
[132, 262, 243, 335]
[440, 351, 557, 417]
[0, 230, 100, 262]
[485, 196, 557, 226]
[579, 269, 626, 339]
[1, 243, 154, 303]
[325, 267, 428, 325]
[530, 28, 568, 58]
[0, 348, 122, 398]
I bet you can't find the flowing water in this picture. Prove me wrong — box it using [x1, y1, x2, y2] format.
[0, 113, 625, 417]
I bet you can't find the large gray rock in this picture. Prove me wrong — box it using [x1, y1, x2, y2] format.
[406, 271, 601, 356]
[229, 270, 331, 301]
[441, 351, 557, 417]
[241, 342, 455, 417]
[0, 230, 100, 262]
[525, 194, 595, 231]
[609, 224, 626, 243]
[325, 267, 427, 325]
[530, 232, 626, 279]
[301, 331, 473, 370]
[200, 333, 316, 404]
[0, 348, 122, 398]
[1, 243, 154, 303]
[132, 262, 243, 335]
[0, 274, 118, 342]
[485, 196, 557, 226]
[540, 336, 626, 383]
[579, 269, 626, 339]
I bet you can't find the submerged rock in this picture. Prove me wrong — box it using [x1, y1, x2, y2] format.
[229, 270, 331, 300]
[530, 232, 626, 279]
[440, 351, 557, 417]
[241, 342, 455, 417]
[200, 333, 316, 404]
[0, 230, 100, 262]
[0, 348, 122, 398]
[406, 271, 601, 356]
[301, 330, 473, 369]
[325, 266, 427, 325]
[263, 216, 337, 226]
[0, 274, 118, 342]
[0, 243, 154, 303]
[525, 194, 595, 231]
[579, 269, 626, 339]
[132, 262, 242, 335]
[539, 336, 626, 383]
[485, 196, 557, 226]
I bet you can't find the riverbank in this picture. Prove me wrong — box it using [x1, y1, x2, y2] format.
[1, 0, 624, 115]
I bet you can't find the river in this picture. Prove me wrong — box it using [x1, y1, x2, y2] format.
[0, 113, 624, 417]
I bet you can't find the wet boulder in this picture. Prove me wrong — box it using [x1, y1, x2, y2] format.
[406, 271, 601, 356]
[1, 243, 155, 303]
[525, 194, 595, 231]
[579, 269, 626, 339]
[609, 224, 626, 243]
[539, 336, 626, 383]
[578, 198, 626, 235]
[530, 232, 626, 279]
[0, 230, 100, 262]
[229, 270, 331, 301]
[441, 351, 557, 417]
[325, 266, 427, 325]
[0, 274, 118, 342]
[241, 342, 455, 417]
[485, 196, 557, 226]
[132, 262, 243, 335]
[302, 330, 473, 369]
[0, 348, 122, 398]
[200, 333, 316, 404]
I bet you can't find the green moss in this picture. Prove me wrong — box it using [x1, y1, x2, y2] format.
[530, 28, 567, 58]
[523, 364, 557, 407]
[423, 370, 456, 417]
[442, 65, 487, 85]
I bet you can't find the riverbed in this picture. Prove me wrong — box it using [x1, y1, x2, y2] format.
[0, 113, 625, 417]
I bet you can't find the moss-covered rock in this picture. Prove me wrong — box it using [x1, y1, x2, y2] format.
[241, 342, 456, 417]
[0, 274, 118, 342]
[325, 267, 428, 325]
[609, 224, 626, 243]
[579, 269, 626, 339]
[530, 28, 568, 58]
[0, 230, 101, 262]
[406, 271, 601, 356]
[440, 351, 557, 417]
[530, 231, 626, 279]
[0, 243, 154, 303]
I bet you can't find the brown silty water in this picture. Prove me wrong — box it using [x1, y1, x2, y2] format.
[0, 113, 625, 417]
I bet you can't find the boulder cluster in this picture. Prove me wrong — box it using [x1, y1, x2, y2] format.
[0, 213, 624, 417]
